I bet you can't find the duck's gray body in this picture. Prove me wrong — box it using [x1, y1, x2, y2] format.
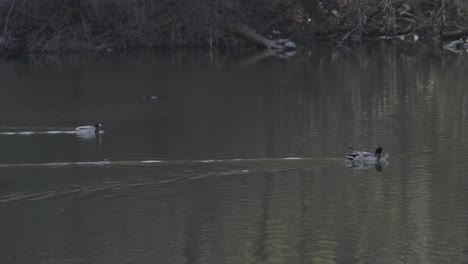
[76, 122, 102, 132]
[346, 147, 384, 163]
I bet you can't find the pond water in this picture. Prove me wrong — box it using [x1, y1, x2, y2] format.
[1, 43, 468, 263]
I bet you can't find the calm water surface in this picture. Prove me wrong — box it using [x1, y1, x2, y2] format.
[1, 44, 468, 263]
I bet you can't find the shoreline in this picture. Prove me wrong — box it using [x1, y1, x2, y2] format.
[1, 1, 467, 55]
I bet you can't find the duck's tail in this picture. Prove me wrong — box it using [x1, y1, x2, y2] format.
[346, 153, 357, 161]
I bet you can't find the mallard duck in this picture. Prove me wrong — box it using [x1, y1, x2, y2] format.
[76, 122, 102, 132]
[346, 147, 384, 163]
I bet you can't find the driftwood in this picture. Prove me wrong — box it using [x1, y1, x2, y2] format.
[443, 39, 468, 54]
[440, 29, 468, 40]
[229, 24, 285, 49]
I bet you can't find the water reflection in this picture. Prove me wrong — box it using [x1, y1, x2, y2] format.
[348, 160, 388, 172]
[1, 44, 468, 263]
[75, 130, 103, 141]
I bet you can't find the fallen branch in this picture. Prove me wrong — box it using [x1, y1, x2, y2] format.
[2, 0, 16, 38]
[440, 29, 468, 40]
[229, 23, 284, 49]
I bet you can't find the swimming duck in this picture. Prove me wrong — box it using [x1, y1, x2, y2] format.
[76, 122, 102, 132]
[346, 147, 384, 163]
[444, 38, 468, 53]
[142, 95, 159, 101]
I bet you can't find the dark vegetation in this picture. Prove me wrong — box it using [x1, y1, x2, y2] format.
[1, 0, 468, 53]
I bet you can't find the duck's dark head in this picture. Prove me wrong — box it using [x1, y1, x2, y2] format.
[456, 40, 466, 49]
[375, 147, 383, 159]
[94, 122, 102, 130]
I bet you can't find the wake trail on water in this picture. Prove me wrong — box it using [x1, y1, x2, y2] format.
[0, 128, 104, 137]
[0, 131, 77, 135]
[0, 157, 343, 168]
[0, 157, 344, 204]
[0, 126, 76, 135]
